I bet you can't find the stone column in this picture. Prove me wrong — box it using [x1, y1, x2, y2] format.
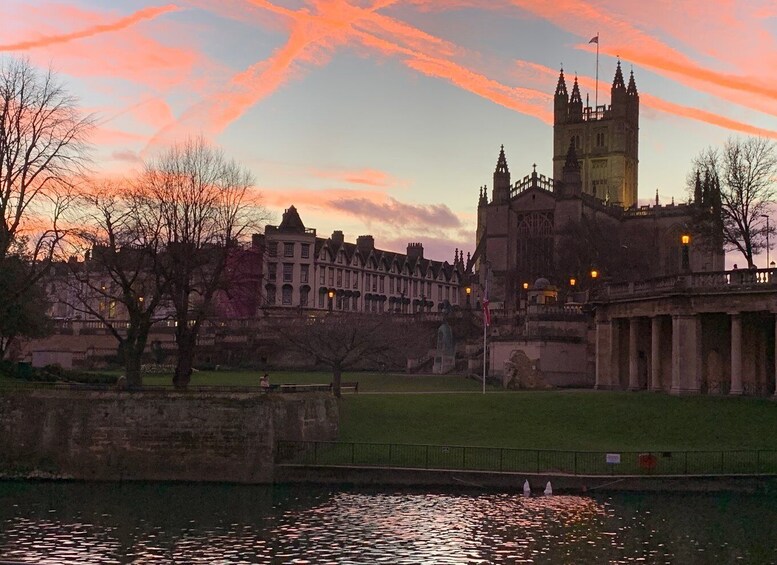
[730, 313, 743, 395]
[773, 314, 777, 398]
[651, 316, 662, 391]
[628, 318, 640, 390]
[671, 314, 702, 395]
[595, 320, 612, 390]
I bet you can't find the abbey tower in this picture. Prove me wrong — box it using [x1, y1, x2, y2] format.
[552, 62, 639, 207]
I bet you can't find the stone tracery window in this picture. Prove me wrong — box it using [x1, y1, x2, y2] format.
[516, 212, 554, 279]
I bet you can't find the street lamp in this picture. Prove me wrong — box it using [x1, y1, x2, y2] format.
[681, 234, 691, 271]
[465, 285, 471, 308]
[327, 289, 335, 312]
[590, 269, 599, 280]
[569, 278, 576, 287]
[762, 214, 770, 267]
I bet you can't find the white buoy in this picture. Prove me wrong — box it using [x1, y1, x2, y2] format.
[544, 481, 553, 496]
[522, 480, 531, 497]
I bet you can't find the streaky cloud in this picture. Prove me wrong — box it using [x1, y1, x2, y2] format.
[0, 5, 181, 51]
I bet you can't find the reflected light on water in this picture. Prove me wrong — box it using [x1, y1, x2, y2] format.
[1, 483, 776, 563]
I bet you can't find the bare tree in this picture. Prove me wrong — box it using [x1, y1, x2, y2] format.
[139, 137, 265, 388]
[0, 57, 92, 269]
[276, 313, 429, 397]
[689, 137, 777, 267]
[63, 181, 169, 386]
[0, 57, 92, 359]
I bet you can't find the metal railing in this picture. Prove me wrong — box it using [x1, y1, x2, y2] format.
[0, 381, 333, 394]
[276, 441, 777, 477]
[604, 268, 777, 299]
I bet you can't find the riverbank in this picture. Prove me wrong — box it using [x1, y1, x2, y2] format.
[275, 464, 777, 494]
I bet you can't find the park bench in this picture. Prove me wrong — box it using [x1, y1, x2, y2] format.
[331, 381, 359, 393]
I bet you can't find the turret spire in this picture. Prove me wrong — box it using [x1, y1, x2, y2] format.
[495, 144, 509, 175]
[612, 59, 625, 90]
[492, 145, 511, 204]
[563, 138, 580, 172]
[627, 68, 638, 95]
[555, 68, 568, 97]
[570, 75, 582, 104]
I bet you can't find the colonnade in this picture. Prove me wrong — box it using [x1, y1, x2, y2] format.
[595, 311, 777, 396]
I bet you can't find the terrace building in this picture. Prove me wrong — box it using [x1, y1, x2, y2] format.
[259, 206, 466, 314]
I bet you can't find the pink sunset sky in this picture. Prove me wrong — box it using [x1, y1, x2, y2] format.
[4, 0, 776, 261]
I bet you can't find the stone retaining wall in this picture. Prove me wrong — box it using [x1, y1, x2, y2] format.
[0, 389, 337, 483]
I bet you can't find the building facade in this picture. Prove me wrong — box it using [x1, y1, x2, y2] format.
[260, 206, 466, 314]
[474, 64, 725, 315]
[553, 62, 639, 207]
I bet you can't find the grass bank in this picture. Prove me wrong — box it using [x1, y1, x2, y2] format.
[139, 370, 493, 393]
[338, 391, 777, 452]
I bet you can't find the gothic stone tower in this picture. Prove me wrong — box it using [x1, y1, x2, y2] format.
[552, 63, 639, 207]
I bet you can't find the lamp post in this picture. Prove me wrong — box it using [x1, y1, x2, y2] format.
[465, 285, 471, 308]
[681, 234, 691, 272]
[762, 214, 770, 267]
[327, 289, 334, 312]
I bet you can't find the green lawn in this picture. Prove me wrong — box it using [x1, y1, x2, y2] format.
[337, 391, 777, 452]
[140, 370, 493, 393]
[6, 367, 777, 453]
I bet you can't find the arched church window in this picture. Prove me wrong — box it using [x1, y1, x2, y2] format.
[516, 212, 554, 280]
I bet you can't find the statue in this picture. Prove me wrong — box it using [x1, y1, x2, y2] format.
[502, 349, 551, 389]
[433, 300, 455, 374]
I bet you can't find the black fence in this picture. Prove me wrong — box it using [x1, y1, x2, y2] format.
[276, 441, 777, 477]
[0, 381, 333, 394]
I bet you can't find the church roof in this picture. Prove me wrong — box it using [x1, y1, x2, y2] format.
[277, 205, 306, 233]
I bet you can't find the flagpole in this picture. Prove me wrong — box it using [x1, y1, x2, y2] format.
[595, 32, 599, 111]
[482, 276, 487, 394]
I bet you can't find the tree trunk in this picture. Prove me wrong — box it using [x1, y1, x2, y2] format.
[332, 365, 342, 398]
[123, 324, 150, 389]
[174, 331, 196, 389]
[124, 347, 143, 388]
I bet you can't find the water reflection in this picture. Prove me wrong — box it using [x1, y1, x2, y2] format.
[1, 481, 776, 563]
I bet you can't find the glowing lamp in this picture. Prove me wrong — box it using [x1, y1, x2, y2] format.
[681, 234, 691, 245]
[590, 270, 599, 279]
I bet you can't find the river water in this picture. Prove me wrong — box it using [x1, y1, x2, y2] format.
[1, 481, 776, 564]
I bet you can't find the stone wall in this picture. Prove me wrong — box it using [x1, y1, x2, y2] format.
[0, 389, 338, 483]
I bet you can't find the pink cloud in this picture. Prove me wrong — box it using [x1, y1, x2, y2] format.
[309, 167, 397, 187]
[4, 2, 208, 92]
[0, 5, 181, 51]
[261, 186, 462, 229]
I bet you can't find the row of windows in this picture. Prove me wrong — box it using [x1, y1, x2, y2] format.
[569, 131, 608, 150]
[267, 263, 451, 300]
[267, 242, 311, 259]
[266, 284, 459, 308]
[266, 263, 310, 284]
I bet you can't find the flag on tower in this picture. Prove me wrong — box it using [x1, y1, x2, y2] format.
[589, 35, 599, 44]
